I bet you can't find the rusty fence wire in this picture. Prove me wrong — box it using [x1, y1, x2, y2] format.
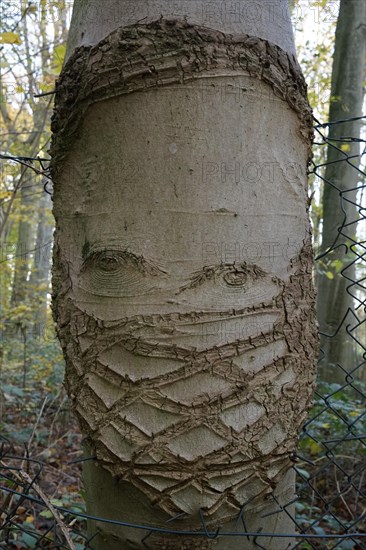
[0, 115, 365, 549]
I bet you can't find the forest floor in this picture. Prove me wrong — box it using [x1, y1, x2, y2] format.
[0, 355, 86, 549]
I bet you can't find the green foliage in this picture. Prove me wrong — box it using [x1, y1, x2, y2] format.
[0, 0, 71, 346]
[300, 380, 366, 456]
[51, 43, 67, 74]
[296, 380, 366, 540]
[0, 322, 65, 441]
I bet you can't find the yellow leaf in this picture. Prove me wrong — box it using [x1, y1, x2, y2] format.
[325, 271, 334, 280]
[349, 411, 359, 417]
[0, 191, 11, 200]
[26, 515, 35, 523]
[340, 143, 351, 152]
[331, 259, 343, 272]
[0, 32, 22, 45]
[52, 44, 66, 74]
[309, 441, 323, 456]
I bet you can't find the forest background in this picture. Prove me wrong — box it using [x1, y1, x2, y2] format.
[0, 1, 365, 548]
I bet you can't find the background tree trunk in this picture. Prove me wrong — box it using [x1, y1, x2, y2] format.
[3, 2, 58, 340]
[52, 1, 318, 548]
[316, 0, 366, 383]
[29, 192, 53, 338]
[10, 181, 35, 310]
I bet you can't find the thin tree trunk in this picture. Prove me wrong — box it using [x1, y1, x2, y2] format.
[8, 4, 54, 335]
[10, 181, 35, 310]
[29, 192, 53, 338]
[52, 1, 318, 548]
[316, 0, 366, 383]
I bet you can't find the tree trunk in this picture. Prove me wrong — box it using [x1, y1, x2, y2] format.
[51, 1, 318, 548]
[10, 181, 35, 310]
[316, 0, 366, 383]
[29, 191, 53, 338]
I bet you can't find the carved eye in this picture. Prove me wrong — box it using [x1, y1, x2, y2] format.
[79, 250, 166, 297]
[178, 264, 251, 294]
[97, 253, 121, 273]
[223, 270, 247, 287]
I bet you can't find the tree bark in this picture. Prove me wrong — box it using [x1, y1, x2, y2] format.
[52, 1, 318, 548]
[316, 0, 366, 382]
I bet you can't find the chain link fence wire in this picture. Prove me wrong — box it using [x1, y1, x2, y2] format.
[0, 114, 365, 548]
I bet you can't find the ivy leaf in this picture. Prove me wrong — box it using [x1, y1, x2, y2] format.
[0, 32, 22, 45]
[21, 532, 38, 548]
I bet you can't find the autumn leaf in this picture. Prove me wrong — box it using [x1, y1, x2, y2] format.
[309, 441, 323, 455]
[0, 32, 22, 45]
[52, 44, 66, 74]
[25, 515, 35, 523]
[340, 143, 351, 152]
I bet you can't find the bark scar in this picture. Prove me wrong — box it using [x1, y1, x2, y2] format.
[50, 19, 313, 176]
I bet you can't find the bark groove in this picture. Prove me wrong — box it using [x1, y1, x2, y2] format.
[53, 237, 317, 522]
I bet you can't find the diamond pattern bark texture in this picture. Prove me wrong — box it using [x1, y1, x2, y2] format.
[53, 242, 317, 522]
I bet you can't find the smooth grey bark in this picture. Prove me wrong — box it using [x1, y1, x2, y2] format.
[66, 0, 297, 60]
[316, 0, 366, 382]
[52, 1, 318, 548]
[29, 192, 53, 338]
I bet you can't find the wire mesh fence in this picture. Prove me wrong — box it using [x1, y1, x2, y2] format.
[0, 114, 365, 549]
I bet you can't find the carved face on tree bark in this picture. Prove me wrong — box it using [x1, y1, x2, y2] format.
[52, 21, 318, 524]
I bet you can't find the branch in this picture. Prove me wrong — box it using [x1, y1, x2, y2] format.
[17, 470, 77, 550]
